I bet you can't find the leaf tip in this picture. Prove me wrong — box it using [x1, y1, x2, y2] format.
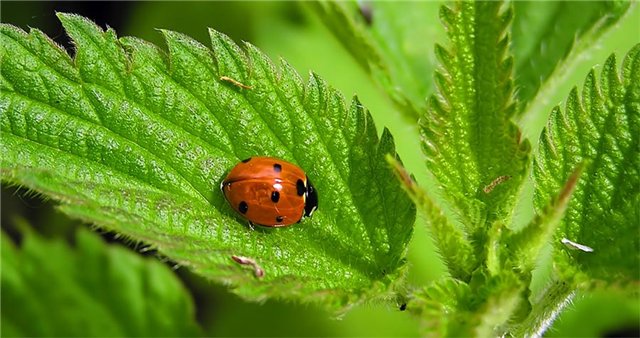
[56, 11, 96, 31]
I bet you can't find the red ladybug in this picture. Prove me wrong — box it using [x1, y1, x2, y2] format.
[221, 156, 318, 227]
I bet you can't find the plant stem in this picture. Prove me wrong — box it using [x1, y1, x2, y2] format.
[511, 277, 576, 337]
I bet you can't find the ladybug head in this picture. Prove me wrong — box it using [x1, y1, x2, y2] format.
[304, 176, 318, 217]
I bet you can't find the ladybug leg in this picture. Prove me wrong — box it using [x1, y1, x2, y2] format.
[248, 221, 255, 231]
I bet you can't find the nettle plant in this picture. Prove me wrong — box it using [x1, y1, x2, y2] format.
[1, 1, 638, 336]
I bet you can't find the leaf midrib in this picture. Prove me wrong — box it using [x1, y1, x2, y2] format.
[1, 133, 174, 202]
[175, 32, 384, 270]
[5, 76, 206, 202]
[121, 29, 383, 272]
[220, 38, 387, 261]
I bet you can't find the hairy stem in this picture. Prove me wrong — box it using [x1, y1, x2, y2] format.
[511, 277, 576, 337]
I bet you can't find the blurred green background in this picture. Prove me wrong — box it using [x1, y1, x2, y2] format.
[1, 1, 638, 336]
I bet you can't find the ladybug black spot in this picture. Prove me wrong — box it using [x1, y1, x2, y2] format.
[296, 179, 306, 196]
[276, 215, 284, 223]
[271, 191, 280, 203]
[238, 201, 249, 214]
[242, 157, 252, 163]
[273, 163, 282, 172]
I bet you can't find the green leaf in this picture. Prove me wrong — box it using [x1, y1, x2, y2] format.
[508, 165, 584, 273]
[503, 166, 584, 337]
[0, 13, 415, 312]
[517, 4, 639, 145]
[466, 272, 524, 337]
[410, 272, 524, 337]
[308, 1, 445, 121]
[512, 1, 631, 107]
[420, 2, 530, 265]
[409, 278, 471, 337]
[1, 224, 201, 336]
[388, 156, 474, 281]
[534, 44, 640, 286]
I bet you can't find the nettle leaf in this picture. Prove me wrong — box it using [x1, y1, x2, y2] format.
[408, 271, 524, 337]
[516, 4, 637, 145]
[507, 165, 584, 273]
[420, 2, 530, 275]
[512, 1, 630, 107]
[534, 44, 640, 286]
[1, 225, 201, 336]
[0, 13, 415, 312]
[309, 1, 444, 121]
[388, 156, 474, 281]
[465, 271, 524, 338]
[408, 279, 471, 337]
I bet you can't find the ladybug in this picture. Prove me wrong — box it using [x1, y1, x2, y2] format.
[220, 156, 318, 227]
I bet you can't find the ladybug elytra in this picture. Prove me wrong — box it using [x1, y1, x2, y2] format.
[221, 156, 318, 227]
